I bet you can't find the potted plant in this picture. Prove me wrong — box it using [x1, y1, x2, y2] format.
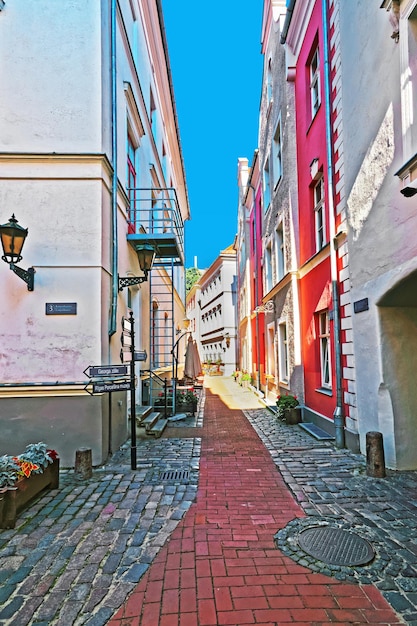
[276, 393, 301, 424]
[240, 372, 251, 387]
[0, 455, 21, 525]
[0, 443, 59, 529]
[0, 455, 20, 488]
[213, 358, 224, 375]
[177, 389, 198, 415]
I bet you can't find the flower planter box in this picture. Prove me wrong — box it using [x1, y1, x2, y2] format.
[177, 403, 197, 415]
[0, 490, 6, 527]
[283, 407, 301, 425]
[0, 458, 60, 529]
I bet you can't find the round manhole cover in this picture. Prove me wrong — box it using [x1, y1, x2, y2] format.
[298, 526, 375, 566]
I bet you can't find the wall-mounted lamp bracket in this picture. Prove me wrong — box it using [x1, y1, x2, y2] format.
[10, 264, 35, 291]
[118, 272, 148, 291]
[253, 301, 275, 314]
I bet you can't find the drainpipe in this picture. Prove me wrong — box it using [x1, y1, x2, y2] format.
[109, 0, 118, 336]
[249, 183, 261, 391]
[322, 0, 345, 447]
[280, 0, 296, 44]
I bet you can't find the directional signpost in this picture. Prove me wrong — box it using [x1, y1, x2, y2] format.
[124, 311, 138, 470]
[84, 365, 128, 378]
[120, 315, 133, 363]
[83, 311, 139, 470]
[92, 381, 131, 393]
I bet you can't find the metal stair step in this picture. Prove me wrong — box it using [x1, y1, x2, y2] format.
[140, 411, 161, 431]
[148, 418, 168, 438]
[135, 405, 154, 425]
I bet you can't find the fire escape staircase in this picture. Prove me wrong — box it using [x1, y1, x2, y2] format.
[125, 187, 185, 437]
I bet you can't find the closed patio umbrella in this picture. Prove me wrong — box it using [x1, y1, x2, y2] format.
[184, 336, 202, 381]
[192, 340, 202, 378]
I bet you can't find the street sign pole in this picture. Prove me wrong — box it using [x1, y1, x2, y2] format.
[128, 310, 137, 470]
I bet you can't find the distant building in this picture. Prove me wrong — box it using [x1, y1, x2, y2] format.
[235, 157, 253, 377]
[186, 245, 237, 378]
[257, 0, 302, 404]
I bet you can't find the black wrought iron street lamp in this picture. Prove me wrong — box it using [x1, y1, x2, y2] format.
[0, 214, 35, 291]
[118, 243, 156, 291]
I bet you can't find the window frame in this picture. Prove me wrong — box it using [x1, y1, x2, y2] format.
[309, 45, 321, 119]
[127, 132, 137, 233]
[318, 310, 331, 389]
[266, 57, 273, 104]
[314, 176, 326, 251]
[278, 320, 289, 384]
[272, 118, 282, 187]
[266, 321, 276, 379]
[263, 157, 271, 213]
[264, 238, 273, 294]
[275, 221, 285, 282]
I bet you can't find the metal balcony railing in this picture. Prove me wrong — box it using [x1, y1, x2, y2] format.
[126, 187, 185, 266]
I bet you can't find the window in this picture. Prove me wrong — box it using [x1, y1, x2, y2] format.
[267, 323, 276, 378]
[272, 120, 282, 186]
[162, 142, 167, 184]
[309, 46, 320, 119]
[278, 321, 289, 383]
[267, 58, 273, 104]
[314, 177, 326, 251]
[150, 89, 156, 140]
[275, 222, 285, 282]
[263, 158, 271, 212]
[402, 6, 417, 156]
[319, 311, 331, 389]
[265, 240, 273, 293]
[127, 133, 137, 232]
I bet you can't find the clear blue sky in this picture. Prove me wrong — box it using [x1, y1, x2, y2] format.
[162, 1, 264, 270]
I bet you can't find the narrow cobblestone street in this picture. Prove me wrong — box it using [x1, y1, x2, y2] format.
[0, 378, 416, 624]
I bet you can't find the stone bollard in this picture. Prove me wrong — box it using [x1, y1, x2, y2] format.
[75, 447, 92, 480]
[366, 431, 386, 478]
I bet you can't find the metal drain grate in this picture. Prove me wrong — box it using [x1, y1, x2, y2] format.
[160, 469, 190, 481]
[299, 423, 335, 440]
[298, 526, 375, 566]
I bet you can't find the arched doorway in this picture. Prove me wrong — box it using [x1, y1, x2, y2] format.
[378, 270, 417, 469]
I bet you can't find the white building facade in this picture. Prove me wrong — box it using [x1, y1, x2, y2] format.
[186, 246, 238, 378]
[0, 0, 189, 467]
[340, 0, 417, 469]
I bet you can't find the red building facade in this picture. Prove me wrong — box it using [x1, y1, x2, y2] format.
[283, 0, 350, 444]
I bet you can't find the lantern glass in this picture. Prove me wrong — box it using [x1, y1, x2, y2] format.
[136, 244, 155, 273]
[0, 214, 28, 264]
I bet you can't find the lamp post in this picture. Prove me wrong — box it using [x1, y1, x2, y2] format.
[118, 243, 156, 290]
[0, 214, 35, 291]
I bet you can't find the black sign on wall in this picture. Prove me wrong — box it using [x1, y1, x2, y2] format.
[353, 298, 369, 314]
[46, 303, 77, 315]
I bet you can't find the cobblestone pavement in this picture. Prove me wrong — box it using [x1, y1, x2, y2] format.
[0, 380, 416, 624]
[110, 384, 403, 626]
[0, 401, 204, 626]
[245, 406, 417, 624]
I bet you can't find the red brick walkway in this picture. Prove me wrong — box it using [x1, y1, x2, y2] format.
[109, 389, 403, 625]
